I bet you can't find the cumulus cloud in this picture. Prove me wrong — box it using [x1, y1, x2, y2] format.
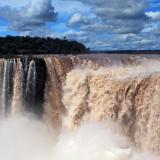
[0, 0, 159, 50]
[68, 13, 90, 27]
[64, 30, 89, 44]
[146, 11, 160, 20]
[70, 0, 148, 34]
[0, 0, 57, 32]
[65, 0, 160, 50]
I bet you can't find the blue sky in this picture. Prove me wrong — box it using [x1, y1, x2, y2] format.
[0, 0, 160, 50]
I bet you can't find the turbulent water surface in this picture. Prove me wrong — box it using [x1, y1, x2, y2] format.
[0, 54, 160, 159]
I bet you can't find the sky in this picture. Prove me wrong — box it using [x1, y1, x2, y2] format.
[0, 0, 160, 50]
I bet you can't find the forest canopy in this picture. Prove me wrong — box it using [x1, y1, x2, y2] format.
[0, 36, 88, 56]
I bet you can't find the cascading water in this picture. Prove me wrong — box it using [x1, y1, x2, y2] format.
[1, 59, 16, 116]
[0, 57, 46, 117]
[0, 55, 160, 160]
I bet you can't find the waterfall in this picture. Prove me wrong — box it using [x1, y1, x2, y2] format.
[0, 57, 46, 117]
[1, 55, 160, 153]
[61, 57, 160, 152]
[25, 60, 37, 110]
[26, 58, 46, 115]
[43, 55, 160, 153]
[1, 59, 16, 116]
[12, 59, 23, 114]
[0, 60, 4, 116]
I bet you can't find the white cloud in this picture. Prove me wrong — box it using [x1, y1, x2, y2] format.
[71, 0, 148, 34]
[65, 0, 160, 50]
[64, 30, 89, 44]
[146, 11, 160, 20]
[68, 13, 89, 27]
[0, 0, 160, 50]
[0, 0, 57, 32]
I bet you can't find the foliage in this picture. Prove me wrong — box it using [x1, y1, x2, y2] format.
[0, 36, 89, 55]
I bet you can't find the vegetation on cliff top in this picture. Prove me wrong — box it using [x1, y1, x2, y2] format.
[0, 36, 89, 56]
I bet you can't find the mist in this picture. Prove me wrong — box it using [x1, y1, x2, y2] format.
[0, 114, 159, 160]
[0, 114, 54, 160]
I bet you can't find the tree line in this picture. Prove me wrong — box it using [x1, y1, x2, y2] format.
[0, 36, 89, 57]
